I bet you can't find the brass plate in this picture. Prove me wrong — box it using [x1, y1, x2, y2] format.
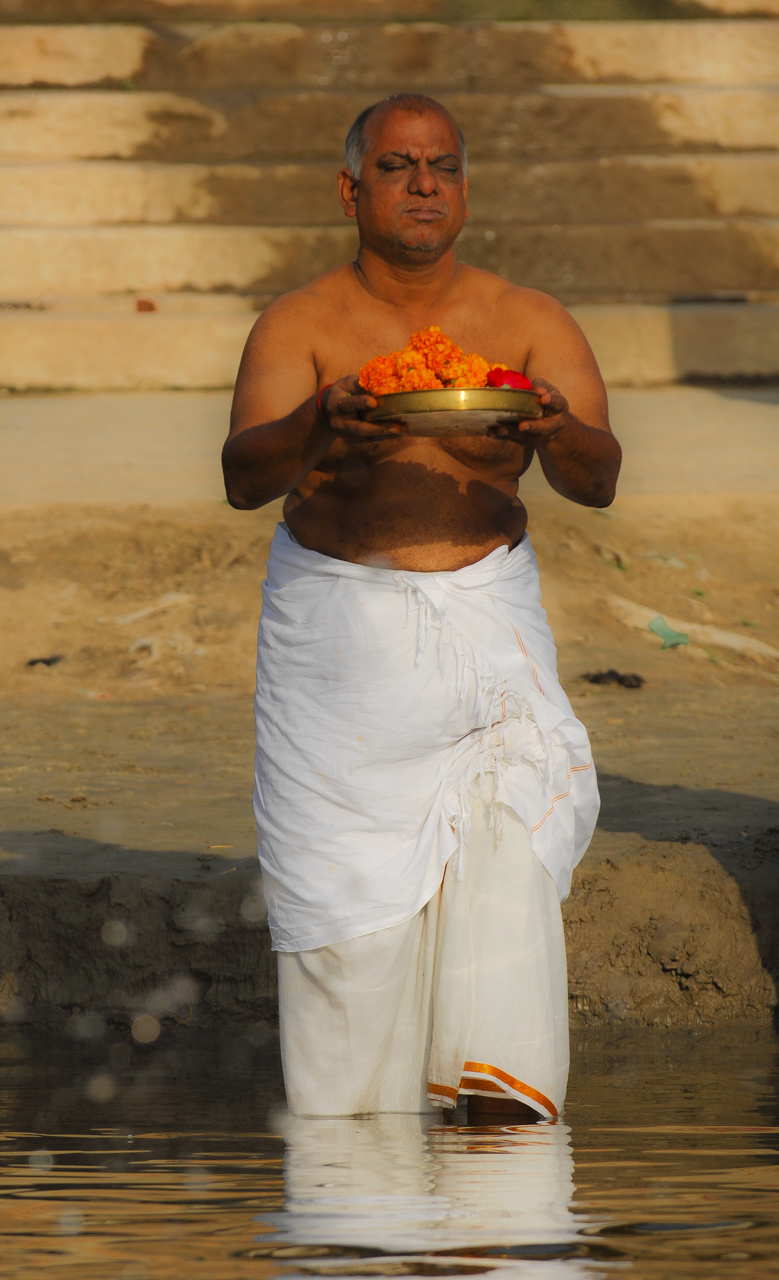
[362, 387, 543, 436]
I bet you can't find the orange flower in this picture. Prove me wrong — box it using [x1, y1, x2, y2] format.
[359, 326, 504, 396]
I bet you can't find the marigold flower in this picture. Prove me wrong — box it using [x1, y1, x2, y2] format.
[359, 326, 515, 396]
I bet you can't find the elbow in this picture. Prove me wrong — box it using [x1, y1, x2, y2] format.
[222, 477, 267, 511]
[225, 490, 259, 511]
[221, 467, 258, 511]
[575, 460, 621, 509]
[221, 442, 267, 510]
[590, 443, 622, 508]
[591, 481, 618, 509]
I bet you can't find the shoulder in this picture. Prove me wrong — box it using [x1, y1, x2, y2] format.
[462, 266, 578, 325]
[242, 265, 355, 352]
[460, 266, 585, 339]
[494, 280, 581, 334]
[494, 282, 596, 364]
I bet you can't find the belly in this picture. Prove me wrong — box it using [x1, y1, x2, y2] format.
[315, 432, 530, 472]
[283, 436, 530, 571]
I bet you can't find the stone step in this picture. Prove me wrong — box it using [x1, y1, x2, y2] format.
[4, 0, 779, 17]
[2, 300, 776, 390]
[2, 87, 777, 164]
[0, 225, 357, 296]
[0, 0, 445, 21]
[7, 0, 775, 22]
[3, 155, 778, 226]
[0, 308, 255, 391]
[2, 221, 778, 299]
[8, 291, 262, 311]
[3, 21, 778, 90]
[672, 0, 779, 12]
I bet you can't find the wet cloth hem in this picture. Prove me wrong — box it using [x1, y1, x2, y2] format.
[428, 1062, 558, 1120]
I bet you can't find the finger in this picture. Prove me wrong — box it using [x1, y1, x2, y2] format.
[513, 414, 550, 431]
[517, 424, 566, 444]
[331, 393, 377, 414]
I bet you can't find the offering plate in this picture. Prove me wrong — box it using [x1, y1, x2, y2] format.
[362, 387, 543, 436]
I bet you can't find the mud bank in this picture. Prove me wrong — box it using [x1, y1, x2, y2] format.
[1, 824, 777, 1032]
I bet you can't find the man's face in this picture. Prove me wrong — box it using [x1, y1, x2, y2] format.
[339, 107, 469, 267]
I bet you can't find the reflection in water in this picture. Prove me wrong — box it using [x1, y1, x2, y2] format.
[0, 1026, 778, 1277]
[269, 1115, 582, 1254]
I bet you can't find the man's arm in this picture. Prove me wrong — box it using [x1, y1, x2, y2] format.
[223, 296, 403, 510]
[222, 298, 332, 510]
[493, 293, 621, 507]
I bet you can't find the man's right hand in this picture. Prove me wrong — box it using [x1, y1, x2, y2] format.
[319, 376, 406, 441]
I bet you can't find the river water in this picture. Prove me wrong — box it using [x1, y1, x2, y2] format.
[1, 1024, 777, 1279]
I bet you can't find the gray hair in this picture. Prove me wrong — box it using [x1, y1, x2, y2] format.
[344, 94, 468, 180]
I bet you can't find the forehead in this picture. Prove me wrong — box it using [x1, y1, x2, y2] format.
[364, 106, 462, 156]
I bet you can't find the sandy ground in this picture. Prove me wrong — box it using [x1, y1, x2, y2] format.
[0, 385, 778, 1027]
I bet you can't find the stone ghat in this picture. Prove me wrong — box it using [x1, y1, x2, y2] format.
[1, 15, 778, 388]
[3, 20, 779, 90]
[2, 0, 778, 20]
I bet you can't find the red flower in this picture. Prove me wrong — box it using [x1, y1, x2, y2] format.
[487, 368, 532, 390]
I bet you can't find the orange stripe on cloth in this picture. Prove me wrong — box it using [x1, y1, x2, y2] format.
[529, 786, 571, 835]
[529, 761, 593, 835]
[532, 757, 593, 839]
[458, 1078, 506, 1095]
[461, 1061, 557, 1117]
[428, 1065, 557, 1117]
[428, 1082, 458, 1104]
[510, 625, 544, 695]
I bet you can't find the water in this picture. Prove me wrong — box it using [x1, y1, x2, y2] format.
[1, 1024, 778, 1279]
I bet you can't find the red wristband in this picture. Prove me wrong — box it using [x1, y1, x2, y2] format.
[317, 383, 334, 415]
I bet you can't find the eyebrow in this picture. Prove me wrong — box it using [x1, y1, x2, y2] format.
[378, 150, 462, 164]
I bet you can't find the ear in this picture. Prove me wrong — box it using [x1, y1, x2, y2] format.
[463, 173, 470, 221]
[338, 168, 358, 219]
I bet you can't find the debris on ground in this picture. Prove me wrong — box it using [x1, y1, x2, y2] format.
[98, 591, 194, 627]
[129, 637, 159, 663]
[649, 616, 690, 649]
[644, 551, 687, 569]
[598, 546, 630, 571]
[583, 669, 645, 689]
[26, 655, 62, 668]
[608, 595, 779, 664]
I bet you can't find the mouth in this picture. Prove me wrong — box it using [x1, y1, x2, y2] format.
[402, 206, 446, 222]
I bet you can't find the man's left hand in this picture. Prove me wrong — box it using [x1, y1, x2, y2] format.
[488, 378, 568, 447]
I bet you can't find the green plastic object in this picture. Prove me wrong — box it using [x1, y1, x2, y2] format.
[648, 616, 689, 650]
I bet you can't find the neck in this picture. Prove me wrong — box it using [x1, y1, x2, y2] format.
[353, 244, 461, 313]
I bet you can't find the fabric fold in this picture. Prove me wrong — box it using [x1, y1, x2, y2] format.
[254, 522, 599, 953]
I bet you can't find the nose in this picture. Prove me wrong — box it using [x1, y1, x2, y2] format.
[408, 162, 437, 196]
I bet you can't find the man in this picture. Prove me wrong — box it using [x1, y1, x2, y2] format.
[223, 93, 621, 1123]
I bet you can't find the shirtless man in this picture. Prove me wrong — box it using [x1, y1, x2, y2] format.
[223, 93, 621, 1123]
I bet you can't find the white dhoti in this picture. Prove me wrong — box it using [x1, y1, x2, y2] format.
[254, 524, 599, 1118]
[279, 778, 569, 1118]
